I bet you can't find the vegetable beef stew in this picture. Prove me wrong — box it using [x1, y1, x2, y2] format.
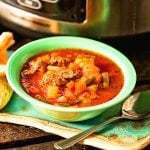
[20, 49, 124, 107]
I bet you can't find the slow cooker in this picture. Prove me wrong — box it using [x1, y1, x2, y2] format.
[0, 0, 150, 38]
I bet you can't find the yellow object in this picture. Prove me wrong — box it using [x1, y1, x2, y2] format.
[0, 32, 15, 109]
[0, 76, 13, 109]
[0, 32, 15, 64]
[0, 64, 6, 76]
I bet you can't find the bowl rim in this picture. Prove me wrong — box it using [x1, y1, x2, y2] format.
[6, 36, 136, 112]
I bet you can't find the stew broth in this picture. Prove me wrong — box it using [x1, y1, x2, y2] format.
[20, 49, 124, 107]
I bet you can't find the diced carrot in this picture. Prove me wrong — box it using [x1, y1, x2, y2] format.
[68, 62, 80, 70]
[75, 78, 87, 95]
[78, 91, 90, 101]
[66, 80, 75, 90]
[80, 98, 91, 107]
[64, 88, 76, 100]
[41, 54, 50, 62]
[89, 91, 97, 99]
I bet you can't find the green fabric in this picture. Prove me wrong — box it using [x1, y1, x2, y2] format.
[1, 92, 150, 139]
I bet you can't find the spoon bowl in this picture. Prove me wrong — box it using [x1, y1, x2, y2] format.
[122, 91, 150, 120]
[54, 90, 150, 150]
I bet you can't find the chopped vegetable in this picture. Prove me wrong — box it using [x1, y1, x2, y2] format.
[47, 85, 59, 99]
[102, 72, 109, 88]
[75, 77, 87, 95]
[20, 49, 124, 107]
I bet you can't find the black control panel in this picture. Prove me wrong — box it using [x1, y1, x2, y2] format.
[4, 0, 86, 22]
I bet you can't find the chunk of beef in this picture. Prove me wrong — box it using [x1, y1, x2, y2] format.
[50, 55, 71, 66]
[57, 68, 81, 79]
[41, 68, 82, 86]
[21, 57, 46, 77]
[42, 71, 67, 86]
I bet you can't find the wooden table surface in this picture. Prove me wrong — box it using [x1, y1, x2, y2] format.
[0, 25, 150, 150]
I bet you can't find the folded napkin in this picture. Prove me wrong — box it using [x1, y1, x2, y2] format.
[0, 93, 150, 150]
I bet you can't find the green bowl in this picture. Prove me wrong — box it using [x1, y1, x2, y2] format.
[6, 36, 136, 122]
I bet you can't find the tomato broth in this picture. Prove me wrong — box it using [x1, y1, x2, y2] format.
[20, 49, 124, 107]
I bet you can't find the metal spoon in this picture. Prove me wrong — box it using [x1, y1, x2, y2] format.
[54, 91, 150, 150]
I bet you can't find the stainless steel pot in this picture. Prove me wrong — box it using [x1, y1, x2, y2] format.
[0, 0, 150, 38]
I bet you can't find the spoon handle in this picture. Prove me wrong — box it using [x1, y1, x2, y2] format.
[54, 116, 124, 150]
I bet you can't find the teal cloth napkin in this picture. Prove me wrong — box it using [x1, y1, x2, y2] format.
[1, 91, 150, 140]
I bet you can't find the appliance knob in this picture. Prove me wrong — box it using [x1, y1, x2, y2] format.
[17, 0, 42, 10]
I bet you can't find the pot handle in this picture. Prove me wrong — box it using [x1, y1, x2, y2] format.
[41, 0, 60, 3]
